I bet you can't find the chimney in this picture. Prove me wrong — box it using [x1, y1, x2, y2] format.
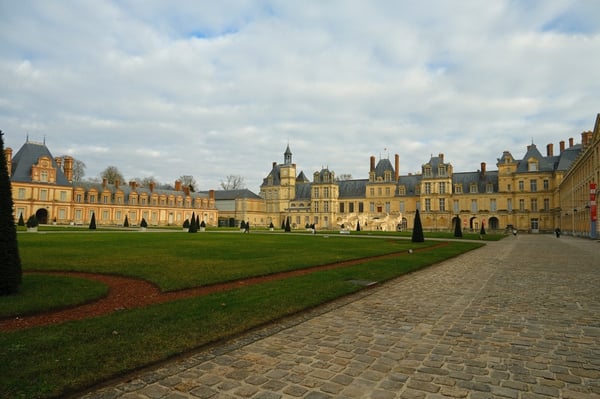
[114, 179, 120, 189]
[55, 157, 62, 169]
[63, 156, 73, 182]
[370, 156, 376, 172]
[569, 137, 574, 148]
[183, 186, 190, 195]
[546, 143, 554, 157]
[129, 180, 137, 189]
[5, 147, 12, 177]
[149, 182, 155, 192]
[175, 180, 182, 191]
[559, 140, 565, 152]
[102, 178, 108, 188]
[394, 154, 399, 181]
[209, 189, 215, 201]
[272, 161, 277, 169]
[582, 131, 593, 147]
[480, 162, 486, 177]
[439, 153, 444, 163]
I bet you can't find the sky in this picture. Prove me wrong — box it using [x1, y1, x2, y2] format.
[1, 1, 599, 193]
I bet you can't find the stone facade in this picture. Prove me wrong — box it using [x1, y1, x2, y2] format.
[7, 140, 217, 227]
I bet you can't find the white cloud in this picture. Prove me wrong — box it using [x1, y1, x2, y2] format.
[1, 1, 599, 192]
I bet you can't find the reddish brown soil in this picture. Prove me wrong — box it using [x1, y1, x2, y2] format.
[0, 245, 442, 332]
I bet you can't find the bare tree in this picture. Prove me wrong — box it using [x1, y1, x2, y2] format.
[336, 174, 353, 181]
[179, 175, 197, 192]
[100, 166, 125, 184]
[59, 156, 86, 182]
[220, 175, 245, 190]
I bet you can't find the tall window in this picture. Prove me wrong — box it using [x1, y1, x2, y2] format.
[507, 198, 513, 212]
[543, 179, 549, 190]
[399, 201, 405, 213]
[530, 180, 537, 192]
[339, 203, 345, 213]
[324, 187, 329, 198]
[349, 202, 354, 213]
[40, 189, 47, 200]
[425, 198, 431, 211]
[453, 200, 459, 213]
[439, 198, 445, 212]
[439, 182, 446, 194]
[358, 202, 364, 213]
[385, 202, 391, 213]
[60, 191, 67, 201]
[518, 181, 524, 191]
[41, 170, 48, 182]
[471, 199, 478, 213]
[18, 188, 25, 199]
[531, 199, 538, 212]
[543, 198, 550, 211]
[425, 183, 431, 194]
[519, 199, 525, 211]
[490, 199, 497, 212]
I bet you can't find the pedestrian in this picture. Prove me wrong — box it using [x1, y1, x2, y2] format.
[555, 227, 561, 238]
[244, 221, 250, 233]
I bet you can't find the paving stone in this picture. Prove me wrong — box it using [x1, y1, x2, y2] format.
[79, 236, 600, 399]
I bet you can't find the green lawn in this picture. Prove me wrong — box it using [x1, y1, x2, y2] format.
[1, 231, 483, 398]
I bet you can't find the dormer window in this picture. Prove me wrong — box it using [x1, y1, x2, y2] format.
[438, 166, 446, 177]
[528, 160, 538, 172]
[424, 166, 432, 177]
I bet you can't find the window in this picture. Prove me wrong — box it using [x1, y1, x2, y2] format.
[424, 166, 432, 177]
[369, 188, 374, 196]
[314, 202, 319, 212]
[41, 170, 48, 182]
[324, 201, 329, 212]
[530, 180, 537, 192]
[531, 199, 538, 212]
[385, 202, 391, 213]
[490, 199, 497, 212]
[507, 184, 511, 191]
[59, 209, 66, 220]
[486, 183, 494, 193]
[528, 161, 538, 172]
[18, 188, 26, 199]
[507, 198, 513, 212]
[313, 188, 319, 198]
[471, 199, 478, 213]
[339, 203, 345, 213]
[40, 189, 47, 200]
[75, 209, 82, 221]
[518, 181, 524, 191]
[544, 198, 550, 211]
[470, 184, 478, 194]
[399, 201, 405, 213]
[76, 193, 82, 202]
[438, 166, 446, 177]
[519, 199, 525, 211]
[453, 200, 459, 213]
[60, 191, 67, 201]
[378, 187, 382, 196]
[543, 179, 549, 190]
[385, 187, 390, 196]
[358, 202, 364, 213]
[370, 202, 375, 212]
[398, 186, 406, 196]
[454, 184, 462, 194]
[102, 210, 109, 220]
[439, 198, 445, 212]
[103, 195, 109, 204]
[425, 183, 431, 194]
[425, 199, 431, 211]
[324, 187, 329, 198]
[349, 202, 354, 213]
[439, 182, 446, 194]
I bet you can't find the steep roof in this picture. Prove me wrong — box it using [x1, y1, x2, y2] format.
[374, 158, 394, 179]
[10, 140, 70, 185]
[212, 189, 261, 200]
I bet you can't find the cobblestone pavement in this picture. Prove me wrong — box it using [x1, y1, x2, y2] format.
[81, 235, 600, 399]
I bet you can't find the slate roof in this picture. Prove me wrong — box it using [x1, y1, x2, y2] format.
[338, 179, 368, 198]
[452, 171, 499, 193]
[10, 141, 70, 185]
[211, 189, 262, 200]
[374, 158, 394, 179]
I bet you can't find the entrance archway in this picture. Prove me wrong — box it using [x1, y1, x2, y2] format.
[489, 217, 499, 230]
[35, 208, 49, 224]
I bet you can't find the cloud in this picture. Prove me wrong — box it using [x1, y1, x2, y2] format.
[1, 1, 599, 192]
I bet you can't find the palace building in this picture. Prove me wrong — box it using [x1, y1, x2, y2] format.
[260, 116, 599, 236]
[7, 140, 218, 227]
[6, 114, 599, 238]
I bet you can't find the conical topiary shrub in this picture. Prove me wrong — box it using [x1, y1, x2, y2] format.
[89, 213, 96, 230]
[188, 212, 197, 233]
[453, 216, 463, 238]
[17, 213, 24, 226]
[124, 215, 129, 227]
[411, 209, 424, 243]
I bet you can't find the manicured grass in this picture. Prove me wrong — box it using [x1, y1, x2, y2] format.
[17, 232, 429, 291]
[0, 274, 108, 319]
[1, 232, 482, 398]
